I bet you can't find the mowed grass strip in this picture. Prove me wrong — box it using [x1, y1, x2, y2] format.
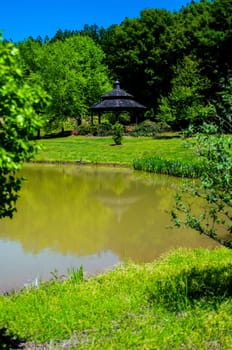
[35, 136, 196, 165]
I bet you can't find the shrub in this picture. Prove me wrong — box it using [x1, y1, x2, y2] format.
[112, 122, 123, 145]
[130, 120, 171, 137]
[76, 122, 113, 136]
[96, 122, 112, 136]
[76, 124, 93, 135]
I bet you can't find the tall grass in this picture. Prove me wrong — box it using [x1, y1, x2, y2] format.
[133, 156, 203, 178]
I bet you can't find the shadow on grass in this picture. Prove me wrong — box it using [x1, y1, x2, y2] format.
[41, 130, 72, 139]
[0, 327, 25, 349]
[31, 130, 72, 140]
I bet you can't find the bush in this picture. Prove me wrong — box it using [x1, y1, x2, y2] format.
[112, 122, 123, 145]
[76, 124, 93, 135]
[96, 122, 113, 136]
[76, 122, 113, 136]
[130, 120, 171, 137]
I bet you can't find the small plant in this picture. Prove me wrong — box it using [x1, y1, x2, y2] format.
[112, 122, 123, 145]
[67, 265, 84, 284]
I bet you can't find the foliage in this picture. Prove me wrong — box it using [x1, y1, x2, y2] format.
[171, 123, 232, 247]
[1, 249, 232, 348]
[108, 112, 131, 125]
[15, 1, 232, 131]
[75, 124, 94, 136]
[214, 75, 232, 132]
[129, 120, 171, 137]
[101, 9, 174, 112]
[0, 36, 48, 219]
[96, 122, 113, 136]
[157, 55, 214, 129]
[100, 0, 231, 128]
[76, 122, 113, 136]
[112, 122, 123, 145]
[18, 35, 111, 132]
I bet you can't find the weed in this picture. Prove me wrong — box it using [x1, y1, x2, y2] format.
[67, 265, 84, 284]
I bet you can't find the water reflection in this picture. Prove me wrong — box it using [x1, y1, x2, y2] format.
[0, 164, 217, 292]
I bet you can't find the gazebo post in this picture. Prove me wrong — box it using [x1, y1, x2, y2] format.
[115, 111, 119, 122]
[98, 112, 101, 125]
[91, 112, 94, 126]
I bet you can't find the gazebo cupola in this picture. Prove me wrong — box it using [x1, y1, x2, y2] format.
[89, 80, 146, 124]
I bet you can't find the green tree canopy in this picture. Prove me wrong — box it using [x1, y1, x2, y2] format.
[157, 55, 214, 129]
[18, 35, 111, 131]
[16, 0, 232, 131]
[100, 0, 231, 128]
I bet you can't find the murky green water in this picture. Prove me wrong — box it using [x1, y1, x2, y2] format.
[0, 163, 217, 292]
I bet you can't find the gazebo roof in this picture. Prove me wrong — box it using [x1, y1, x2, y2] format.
[90, 80, 146, 112]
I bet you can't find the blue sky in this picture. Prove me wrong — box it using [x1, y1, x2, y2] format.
[1, 0, 195, 42]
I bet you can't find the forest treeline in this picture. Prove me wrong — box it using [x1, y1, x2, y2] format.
[8, 0, 232, 132]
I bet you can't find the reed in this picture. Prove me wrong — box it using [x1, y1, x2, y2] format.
[133, 156, 203, 177]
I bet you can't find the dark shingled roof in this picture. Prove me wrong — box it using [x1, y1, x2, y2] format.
[90, 80, 146, 112]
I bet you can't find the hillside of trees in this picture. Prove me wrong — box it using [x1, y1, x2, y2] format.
[10, 0, 232, 132]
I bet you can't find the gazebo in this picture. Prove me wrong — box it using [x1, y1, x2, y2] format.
[89, 80, 146, 124]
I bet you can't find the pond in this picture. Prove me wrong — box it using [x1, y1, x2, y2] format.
[0, 163, 217, 292]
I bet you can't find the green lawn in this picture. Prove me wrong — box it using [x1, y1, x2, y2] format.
[35, 135, 195, 166]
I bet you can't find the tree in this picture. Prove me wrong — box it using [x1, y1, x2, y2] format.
[171, 123, 232, 247]
[101, 9, 174, 112]
[0, 36, 49, 218]
[157, 55, 214, 129]
[30, 35, 111, 131]
[214, 75, 232, 133]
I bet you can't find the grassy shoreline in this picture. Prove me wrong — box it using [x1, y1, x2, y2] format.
[1, 248, 232, 349]
[1, 135, 232, 349]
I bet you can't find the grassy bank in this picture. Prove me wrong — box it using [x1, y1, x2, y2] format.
[1, 248, 232, 349]
[2, 135, 229, 348]
[34, 135, 196, 166]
